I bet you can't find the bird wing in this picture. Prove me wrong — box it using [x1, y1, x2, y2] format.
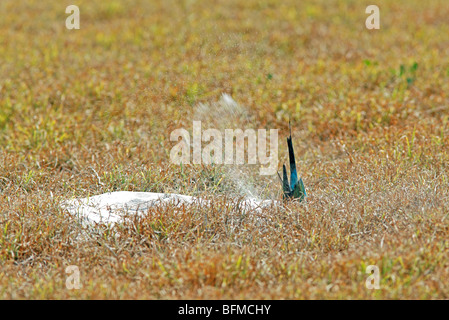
[291, 177, 306, 201]
[282, 164, 291, 193]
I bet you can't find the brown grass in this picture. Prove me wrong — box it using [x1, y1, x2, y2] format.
[1, 0, 449, 299]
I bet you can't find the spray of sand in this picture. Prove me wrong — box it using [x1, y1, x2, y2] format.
[194, 94, 260, 199]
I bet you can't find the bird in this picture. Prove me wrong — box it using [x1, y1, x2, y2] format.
[278, 123, 306, 201]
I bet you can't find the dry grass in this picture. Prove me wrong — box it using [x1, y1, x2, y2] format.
[1, 0, 449, 299]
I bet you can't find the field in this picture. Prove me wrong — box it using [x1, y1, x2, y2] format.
[1, 0, 449, 299]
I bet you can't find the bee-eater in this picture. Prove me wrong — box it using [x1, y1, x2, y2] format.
[278, 124, 306, 201]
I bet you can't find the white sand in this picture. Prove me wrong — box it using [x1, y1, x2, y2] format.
[63, 191, 276, 225]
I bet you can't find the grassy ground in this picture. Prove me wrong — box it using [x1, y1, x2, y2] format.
[1, 0, 449, 299]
